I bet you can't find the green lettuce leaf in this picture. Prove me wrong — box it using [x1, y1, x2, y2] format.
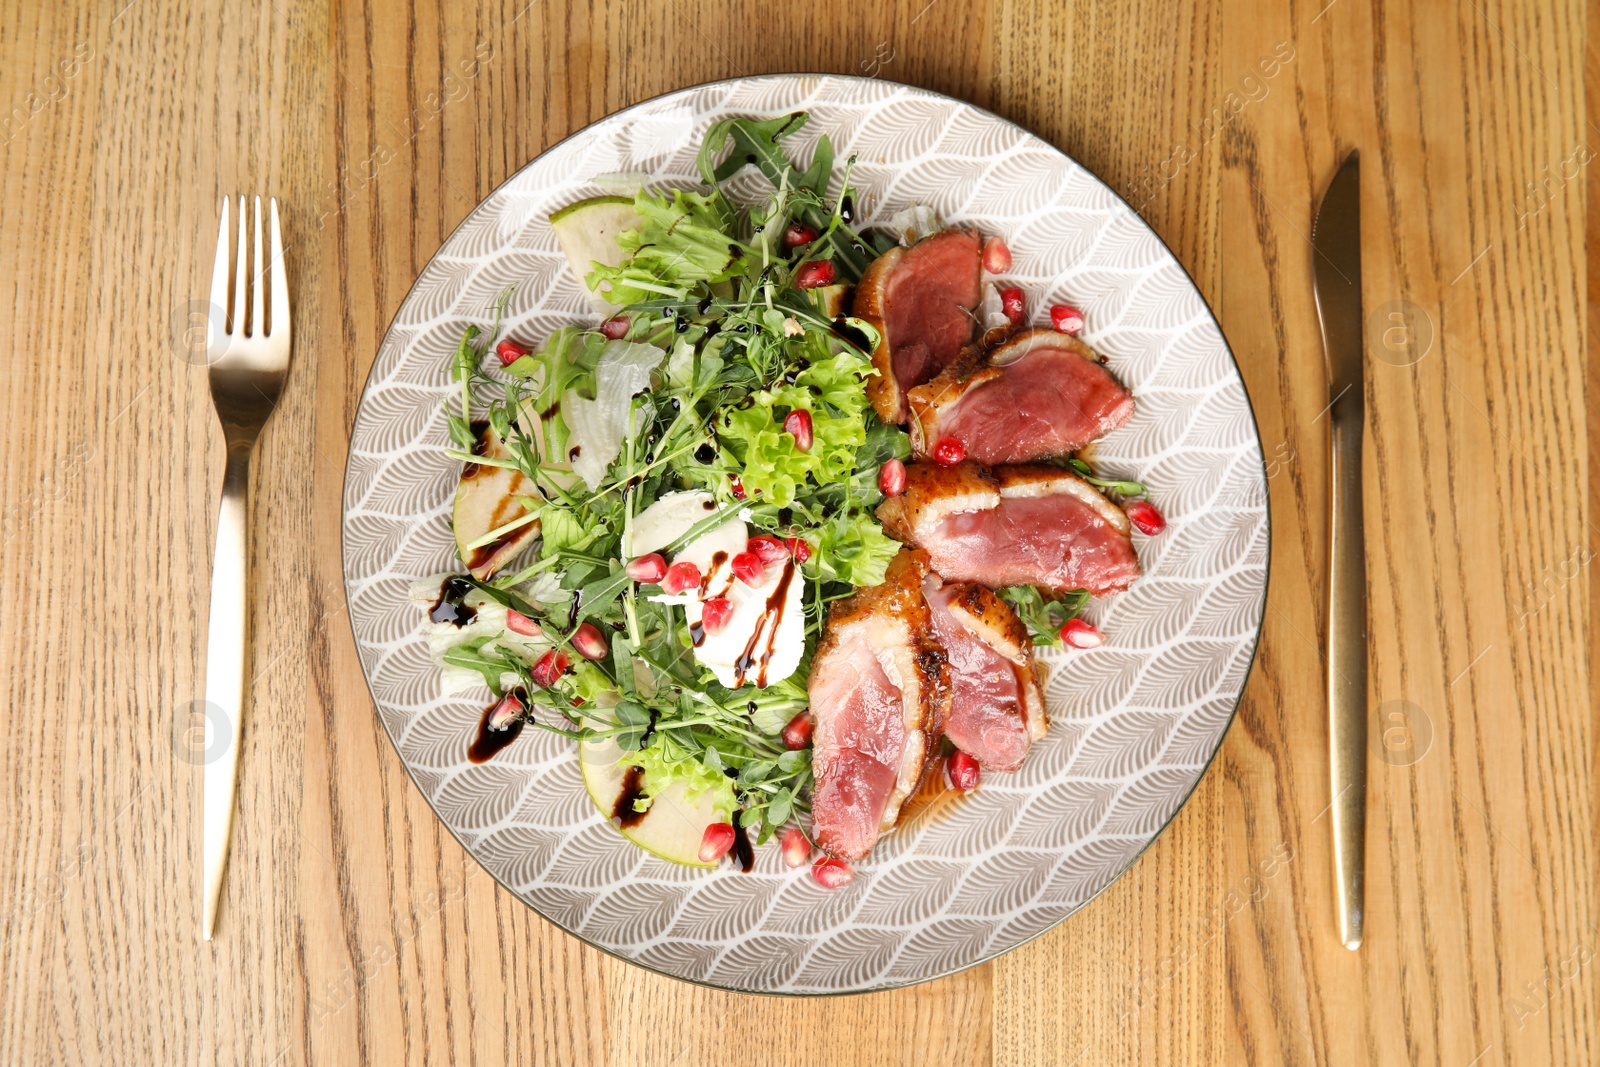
[586, 188, 745, 304]
[809, 510, 900, 588]
[717, 349, 876, 506]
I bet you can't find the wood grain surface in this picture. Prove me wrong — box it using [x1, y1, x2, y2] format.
[0, 0, 1593, 1062]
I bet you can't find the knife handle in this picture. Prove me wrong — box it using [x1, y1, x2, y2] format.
[1328, 399, 1368, 950]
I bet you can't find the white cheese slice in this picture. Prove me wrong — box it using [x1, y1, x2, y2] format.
[631, 491, 806, 689]
[679, 557, 805, 690]
[626, 490, 742, 562]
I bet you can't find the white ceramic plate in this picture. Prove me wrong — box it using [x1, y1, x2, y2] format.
[341, 74, 1269, 994]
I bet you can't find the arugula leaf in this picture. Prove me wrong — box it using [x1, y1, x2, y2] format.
[696, 113, 873, 279]
[442, 638, 514, 695]
[997, 586, 1091, 646]
[1066, 457, 1147, 497]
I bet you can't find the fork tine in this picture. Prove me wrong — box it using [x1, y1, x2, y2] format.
[269, 197, 290, 338]
[231, 195, 248, 336]
[209, 198, 232, 344]
[250, 196, 265, 339]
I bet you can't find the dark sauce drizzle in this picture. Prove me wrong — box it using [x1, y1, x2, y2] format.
[732, 559, 797, 688]
[429, 576, 478, 627]
[730, 810, 754, 873]
[612, 765, 650, 828]
[468, 692, 526, 763]
[831, 316, 873, 355]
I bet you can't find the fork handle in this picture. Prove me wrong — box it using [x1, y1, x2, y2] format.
[202, 444, 251, 940]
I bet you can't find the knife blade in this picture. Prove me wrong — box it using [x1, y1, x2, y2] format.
[1310, 150, 1367, 951]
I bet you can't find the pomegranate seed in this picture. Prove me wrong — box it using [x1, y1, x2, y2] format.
[599, 315, 630, 340]
[487, 689, 524, 730]
[933, 437, 966, 466]
[878, 458, 907, 496]
[1060, 618, 1103, 649]
[1050, 304, 1085, 334]
[729, 474, 746, 500]
[781, 828, 812, 868]
[812, 857, 853, 889]
[947, 751, 980, 791]
[532, 649, 571, 687]
[700, 597, 734, 635]
[784, 537, 811, 563]
[747, 536, 789, 564]
[1126, 500, 1167, 535]
[1000, 286, 1026, 326]
[505, 609, 541, 636]
[700, 823, 736, 863]
[783, 222, 819, 248]
[572, 622, 608, 660]
[730, 551, 765, 586]
[661, 561, 702, 595]
[625, 553, 668, 583]
[782, 712, 813, 750]
[982, 236, 1012, 274]
[784, 409, 814, 451]
[495, 338, 530, 366]
[796, 260, 836, 289]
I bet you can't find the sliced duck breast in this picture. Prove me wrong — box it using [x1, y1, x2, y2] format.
[853, 229, 985, 424]
[808, 550, 951, 861]
[907, 328, 1136, 464]
[922, 573, 1048, 772]
[877, 462, 1140, 596]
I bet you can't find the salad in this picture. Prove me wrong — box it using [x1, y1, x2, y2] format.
[419, 112, 1157, 879]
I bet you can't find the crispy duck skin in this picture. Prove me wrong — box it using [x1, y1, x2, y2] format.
[877, 461, 1140, 596]
[907, 328, 1136, 464]
[922, 574, 1048, 772]
[807, 550, 951, 861]
[853, 229, 985, 424]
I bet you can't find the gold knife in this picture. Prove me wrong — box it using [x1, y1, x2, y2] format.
[1310, 151, 1367, 950]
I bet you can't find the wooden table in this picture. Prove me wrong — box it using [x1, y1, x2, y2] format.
[1, 0, 1592, 1062]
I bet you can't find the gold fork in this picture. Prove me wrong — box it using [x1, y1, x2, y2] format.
[201, 196, 291, 940]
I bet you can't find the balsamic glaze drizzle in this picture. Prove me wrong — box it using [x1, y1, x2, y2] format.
[468, 692, 526, 763]
[612, 765, 650, 828]
[429, 576, 478, 627]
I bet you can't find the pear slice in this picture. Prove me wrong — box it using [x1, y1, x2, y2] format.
[549, 195, 644, 311]
[809, 282, 854, 319]
[579, 720, 733, 868]
[453, 422, 541, 580]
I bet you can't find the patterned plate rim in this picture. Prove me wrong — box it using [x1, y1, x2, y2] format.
[340, 72, 1272, 996]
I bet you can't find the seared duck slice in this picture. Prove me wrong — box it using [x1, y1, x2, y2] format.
[808, 551, 951, 861]
[922, 574, 1048, 772]
[877, 462, 1140, 596]
[853, 229, 984, 424]
[907, 328, 1135, 464]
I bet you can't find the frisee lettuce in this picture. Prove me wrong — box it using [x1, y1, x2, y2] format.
[586, 188, 746, 304]
[718, 349, 875, 507]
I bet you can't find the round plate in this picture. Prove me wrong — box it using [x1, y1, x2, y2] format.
[342, 74, 1269, 994]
